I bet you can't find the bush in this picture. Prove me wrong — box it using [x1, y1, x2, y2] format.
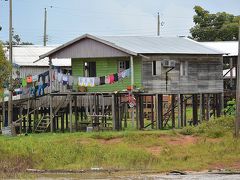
[180, 116, 234, 138]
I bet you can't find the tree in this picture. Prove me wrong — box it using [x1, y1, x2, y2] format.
[190, 6, 240, 41]
[0, 43, 11, 89]
[4, 29, 33, 45]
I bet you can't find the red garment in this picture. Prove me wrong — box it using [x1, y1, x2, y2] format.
[26, 76, 33, 83]
[109, 74, 114, 84]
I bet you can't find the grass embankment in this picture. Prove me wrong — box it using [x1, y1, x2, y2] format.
[0, 116, 240, 175]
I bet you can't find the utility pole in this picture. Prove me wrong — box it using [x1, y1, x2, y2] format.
[157, 12, 160, 36]
[235, 20, 240, 137]
[8, 0, 13, 130]
[43, 8, 47, 46]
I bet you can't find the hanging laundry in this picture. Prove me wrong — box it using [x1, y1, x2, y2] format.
[99, 76, 105, 85]
[113, 73, 118, 82]
[62, 74, 69, 85]
[26, 76, 33, 83]
[57, 73, 63, 83]
[109, 74, 114, 84]
[22, 78, 27, 87]
[87, 78, 95, 87]
[32, 75, 38, 82]
[95, 77, 100, 86]
[105, 76, 110, 84]
[122, 69, 131, 78]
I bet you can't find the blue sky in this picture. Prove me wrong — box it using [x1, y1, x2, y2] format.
[0, 0, 239, 45]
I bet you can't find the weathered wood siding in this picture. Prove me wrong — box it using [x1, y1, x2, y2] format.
[142, 55, 223, 94]
[50, 38, 130, 59]
[72, 57, 142, 92]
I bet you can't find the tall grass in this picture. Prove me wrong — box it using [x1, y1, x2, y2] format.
[0, 116, 239, 174]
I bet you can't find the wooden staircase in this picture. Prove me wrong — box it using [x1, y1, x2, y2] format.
[34, 115, 51, 133]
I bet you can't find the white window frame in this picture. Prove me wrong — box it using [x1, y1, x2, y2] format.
[180, 61, 188, 76]
[152, 60, 162, 76]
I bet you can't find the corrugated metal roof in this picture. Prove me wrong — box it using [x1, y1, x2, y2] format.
[4, 45, 71, 66]
[98, 35, 223, 55]
[38, 34, 223, 61]
[200, 41, 238, 56]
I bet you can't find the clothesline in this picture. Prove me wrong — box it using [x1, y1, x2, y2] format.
[3, 68, 131, 97]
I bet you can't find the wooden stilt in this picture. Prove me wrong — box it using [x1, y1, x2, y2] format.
[151, 95, 154, 129]
[136, 95, 139, 129]
[50, 95, 53, 133]
[124, 103, 128, 128]
[74, 96, 79, 131]
[180, 94, 184, 127]
[69, 95, 73, 133]
[199, 93, 203, 123]
[111, 94, 116, 130]
[183, 96, 187, 127]
[192, 94, 198, 126]
[206, 94, 210, 121]
[171, 94, 175, 128]
[177, 94, 181, 128]
[156, 94, 163, 129]
[139, 95, 144, 130]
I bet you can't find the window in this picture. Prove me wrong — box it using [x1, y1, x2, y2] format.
[84, 62, 96, 77]
[152, 61, 162, 76]
[118, 60, 130, 72]
[180, 61, 188, 76]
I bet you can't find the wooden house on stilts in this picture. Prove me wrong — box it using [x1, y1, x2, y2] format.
[1, 34, 224, 133]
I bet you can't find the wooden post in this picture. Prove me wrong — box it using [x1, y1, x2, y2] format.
[74, 96, 79, 131]
[156, 94, 163, 129]
[112, 94, 116, 130]
[66, 107, 69, 130]
[151, 95, 154, 129]
[180, 94, 184, 127]
[183, 96, 187, 127]
[192, 94, 198, 126]
[136, 95, 139, 129]
[50, 95, 53, 132]
[171, 94, 175, 128]
[19, 106, 23, 134]
[206, 94, 210, 121]
[69, 95, 73, 133]
[124, 103, 128, 128]
[199, 93, 203, 123]
[202, 94, 205, 120]
[177, 94, 181, 128]
[61, 112, 64, 133]
[139, 95, 144, 129]
[220, 93, 224, 116]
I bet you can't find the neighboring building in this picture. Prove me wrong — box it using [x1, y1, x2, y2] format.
[39, 34, 223, 95]
[200, 41, 238, 91]
[4, 45, 71, 78]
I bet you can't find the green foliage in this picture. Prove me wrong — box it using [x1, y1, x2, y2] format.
[0, 43, 11, 89]
[190, 6, 240, 41]
[224, 99, 236, 116]
[180, 116, 235, 138]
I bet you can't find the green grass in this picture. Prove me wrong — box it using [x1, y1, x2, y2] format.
[0, 116, 240, 175]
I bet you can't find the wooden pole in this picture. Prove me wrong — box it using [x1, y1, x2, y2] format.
[50, 95, 53, 132]
[183, 96, 187, 127]
[156, 94, 163, 129]
[111, 94, 116, 130]
[199, 93, 203, 123]
[171, 94, 175, 128]
[235, 20, 240, 137]
[69, 95, 73, 133]
[151, 95, 154, 129]
[177, 94, 181, 128]
[206, 94, 210, 121]
[192, 94, 198, 126]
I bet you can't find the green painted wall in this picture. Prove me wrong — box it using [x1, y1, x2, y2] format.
[71, 57, 142, 92]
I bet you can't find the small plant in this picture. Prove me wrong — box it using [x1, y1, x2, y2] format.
[224, 99, 236, 116]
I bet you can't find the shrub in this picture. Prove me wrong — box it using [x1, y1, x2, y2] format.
[180, 116, 234, 138]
